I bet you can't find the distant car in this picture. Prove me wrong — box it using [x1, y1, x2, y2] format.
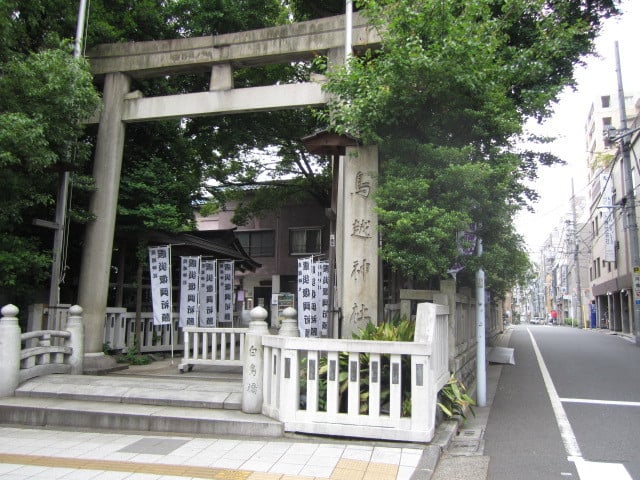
[530, 317, 542, 324]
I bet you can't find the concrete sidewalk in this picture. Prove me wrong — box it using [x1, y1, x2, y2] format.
[429, 327, 514, 480]
[0, 332, 513, 480]
[0, 426, 428, 480]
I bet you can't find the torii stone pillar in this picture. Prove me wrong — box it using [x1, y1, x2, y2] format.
[336, 145, 379, 338]
[77, 72, 131, 372]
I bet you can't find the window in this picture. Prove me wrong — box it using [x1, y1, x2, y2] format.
[601, 95, 610, 108]
[289, 228, 322, 255]
[235, 230, 274, 257]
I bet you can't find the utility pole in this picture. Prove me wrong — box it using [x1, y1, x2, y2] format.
[571, 179, 584, 328]
[48, 0, 88, 309]
[615, 41, 640, 345]
[345, 0, 353, 62]
[476, 237, 486, 407]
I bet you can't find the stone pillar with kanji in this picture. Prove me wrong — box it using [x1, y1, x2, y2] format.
[242, 306, 269, 413]
[336, 145, 379, 338]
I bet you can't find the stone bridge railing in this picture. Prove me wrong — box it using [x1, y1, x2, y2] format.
[0, 304, 84, 397]
[248, 302, 450, 442]
[3, 301, 450, 443]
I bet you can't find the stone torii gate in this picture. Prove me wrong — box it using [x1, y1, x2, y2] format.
[81, 14, 381, 371]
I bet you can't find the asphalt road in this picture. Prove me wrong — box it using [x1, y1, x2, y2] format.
[484, 324, 640, 480]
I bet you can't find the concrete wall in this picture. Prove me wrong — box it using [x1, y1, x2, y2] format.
[399, 281, 503, 394]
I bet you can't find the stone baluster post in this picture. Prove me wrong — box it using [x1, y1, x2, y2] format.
[0, 305, 21, 397]
[278, 307, 299, 337]
[242, 306, 269, 413]
[65, 305, 85, 374]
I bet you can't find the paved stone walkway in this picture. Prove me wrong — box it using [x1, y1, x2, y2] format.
[0, 426, 424, 480]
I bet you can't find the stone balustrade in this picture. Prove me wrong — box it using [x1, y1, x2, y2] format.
[0, 304, 84, 397]
[260, 302, 450, 442]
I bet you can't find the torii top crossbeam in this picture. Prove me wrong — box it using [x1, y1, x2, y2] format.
[78, 13, 381, 372]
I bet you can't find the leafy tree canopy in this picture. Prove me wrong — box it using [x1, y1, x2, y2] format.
[0, 0, 324, 302]
[2, 0, 619, 303]
[0, 22, 100, 300]
[321, 0, 619, 296]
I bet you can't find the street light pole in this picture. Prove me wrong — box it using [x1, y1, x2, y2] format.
[614, 41, 640, 345]
[571, 179, 584, 327]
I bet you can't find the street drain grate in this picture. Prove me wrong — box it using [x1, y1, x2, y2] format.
[458, 428, 483, 440]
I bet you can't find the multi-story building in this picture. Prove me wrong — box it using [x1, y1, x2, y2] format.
[196, 192, 330, 326]
[587, 91, 640, 334]
[535, 198, 591, 327]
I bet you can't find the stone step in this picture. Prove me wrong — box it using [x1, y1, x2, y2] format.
[15, 374, 243, 410]
[0, 396, 283, 437]
[0, 372, 283, 437]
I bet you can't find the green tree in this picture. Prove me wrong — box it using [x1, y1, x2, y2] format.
[322, 0, 618, 296]
[0, 41, 101, 301]
[1, 0, 317, 302]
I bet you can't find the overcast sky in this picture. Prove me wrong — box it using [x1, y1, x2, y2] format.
[514, 0, 640, 254]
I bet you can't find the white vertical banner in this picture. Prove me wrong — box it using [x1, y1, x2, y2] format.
[298, 257, 313, 337]
[148, 246, 172, 326]
[179, 256, 200, 327]
[218, 260, 234, 324]
[309, 261, 320, 337]
[317, 261, 330, 337]
[199, 259, 217, 327]
[297, 258, 330, 338]
[601, 173, 616, 262]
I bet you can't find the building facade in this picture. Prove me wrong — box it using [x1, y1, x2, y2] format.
[196, 193, 330, 325]
[587, 92, 640, 335]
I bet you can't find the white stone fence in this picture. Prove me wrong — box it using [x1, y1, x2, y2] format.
[103, 308, 183, 353]
[179, 326, 248, 372]
[29, 305, 182, 354]
[0, 304, 84, 397]
[254, 302, 450, 442]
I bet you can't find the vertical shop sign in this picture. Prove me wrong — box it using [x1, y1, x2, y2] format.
[601, 173, 616, 262]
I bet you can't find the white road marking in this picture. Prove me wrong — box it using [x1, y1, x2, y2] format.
[526, 328, 633, 480]
[573, 458, 632, 480]
[560, 397, 640, 408]
[527, 328, 581, 458]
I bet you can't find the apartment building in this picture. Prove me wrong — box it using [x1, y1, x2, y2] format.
[196, 192, 330, 325]
[587, 92, 640, 334]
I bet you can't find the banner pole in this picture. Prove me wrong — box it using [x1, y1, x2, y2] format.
[169, 244, 174, 364]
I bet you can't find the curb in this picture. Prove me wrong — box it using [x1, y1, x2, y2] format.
[418, 326, 514, 479]
[412, 420, 460, 479]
